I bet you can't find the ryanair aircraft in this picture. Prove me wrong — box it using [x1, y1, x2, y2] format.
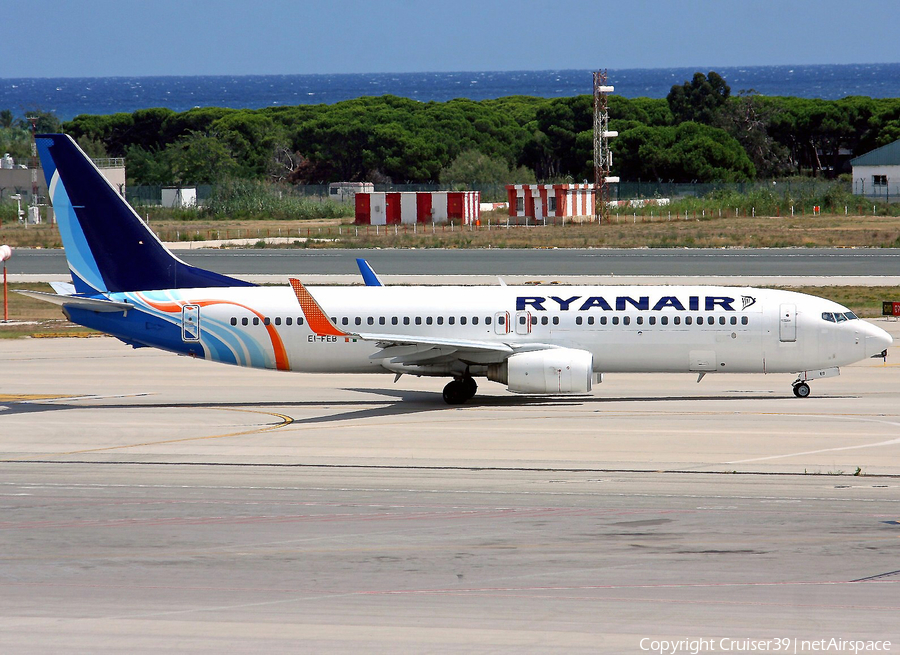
[26, 134, 892, 404]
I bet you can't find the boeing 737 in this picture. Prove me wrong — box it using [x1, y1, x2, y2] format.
[24, 134, 892, 404]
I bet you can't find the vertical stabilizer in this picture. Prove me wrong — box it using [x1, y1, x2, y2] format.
[36, 134, 253, 293]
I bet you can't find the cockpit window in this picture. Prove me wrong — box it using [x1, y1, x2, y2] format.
[821, 312, 835, 322]
[835, 312, 847, 322]
[844, 311, 858, 320]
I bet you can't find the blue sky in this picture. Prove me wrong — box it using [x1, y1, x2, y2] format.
[6, 0, 899, 77]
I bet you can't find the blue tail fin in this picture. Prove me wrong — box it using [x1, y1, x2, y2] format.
[36, 134, 253, 293]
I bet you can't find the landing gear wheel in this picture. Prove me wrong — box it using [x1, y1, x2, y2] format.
[443, 379, 468, 405]
[793, 382, 811, 398]
[461, 376, 477, 401]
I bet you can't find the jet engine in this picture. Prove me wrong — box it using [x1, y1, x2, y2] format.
[488, 348, 593, 395]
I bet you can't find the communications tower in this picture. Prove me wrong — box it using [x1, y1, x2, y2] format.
[592, 71, 618, 222]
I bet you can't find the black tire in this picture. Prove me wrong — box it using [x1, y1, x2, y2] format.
[443, 379, 467, 405]
[461, 376, 478, 400]
[793, 382, 811, 398]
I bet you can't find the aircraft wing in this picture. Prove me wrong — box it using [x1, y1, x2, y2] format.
[356, 258, 384, 286]
[288, 278, 525, 365]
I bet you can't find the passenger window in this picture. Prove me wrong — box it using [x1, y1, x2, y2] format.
[661, 316, 668, 325]
[718, 316, 726, 325]
[487, 316, 493, 325]
[623, 316, 630, 326]
[415, 317, 421, 325]
[576, 316, 583, 325]
[426, 317, 433, 325]
[253, 317, 260, 326]
[448, 317, 455, 325]
[242, 318, 248, 326]
[355, 317, 362, 326]
[674, 316, 681, 325]
[297, 317, 304, 325]
[612, 316, 619, 325]
[552, 316, 559, 325]
[588, 316, 595, 325]
[531, 315, 537, 325]
[368, 317, 374, 325]
[649, 316, 656, 325]
[461, 317, 467, 325]
[403, 317, 410, 325]
[636, 316, 643, 325]
[541, 316, 548, 325]
[437, 317, 444, 325]
[275, 317, 281, 326]
[600, 316, 607, 325]
[519, 315, 526, 325]
[685, 316, 692, 326]
[286, 317, 293, 326]
[264, 317, 271, 326]
[472, 317, 478, 325]
[342, 317, 349, 325]
[741, 316, 748, 325]
[707, 316, 714, 325]
[379, 317, 385, 325]
[230, 317, 237, 326]
[730, 316, 737, 325]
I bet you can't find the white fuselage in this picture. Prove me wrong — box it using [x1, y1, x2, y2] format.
[114, 284, 892, 379]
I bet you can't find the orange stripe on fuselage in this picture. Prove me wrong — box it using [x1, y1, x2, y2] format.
[137, 294, 291, 371]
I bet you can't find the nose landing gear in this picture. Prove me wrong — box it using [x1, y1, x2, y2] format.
[443, 376, 478, 405]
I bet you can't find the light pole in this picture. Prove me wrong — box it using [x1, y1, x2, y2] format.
[0, 244, 11, 322]
[10, 193, 24, 228]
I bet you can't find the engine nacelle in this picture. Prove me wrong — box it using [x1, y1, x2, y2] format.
[488, 348, 593, 395]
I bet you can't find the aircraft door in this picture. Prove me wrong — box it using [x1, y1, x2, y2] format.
[182, 304, 201, 342]
[515, 311, 532, 335]
[494, 311, 509, 335]
[779, 303, 797, 342]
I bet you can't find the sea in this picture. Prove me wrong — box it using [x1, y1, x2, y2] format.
[2, 64, 899, 121]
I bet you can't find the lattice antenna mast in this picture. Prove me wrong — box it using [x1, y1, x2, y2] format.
[592, 71, 617, 222]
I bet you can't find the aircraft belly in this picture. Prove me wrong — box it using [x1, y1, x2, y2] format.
[286, 338, 384, 373]
[586, 329, 763, 373]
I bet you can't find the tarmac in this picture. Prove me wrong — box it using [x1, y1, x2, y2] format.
[1, 321, 900, 652]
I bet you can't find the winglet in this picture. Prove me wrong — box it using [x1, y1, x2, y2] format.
[356, 258, 384, 286]
[288, 278, 348, 337]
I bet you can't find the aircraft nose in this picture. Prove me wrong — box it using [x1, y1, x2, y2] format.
[864, 322, 893, 358]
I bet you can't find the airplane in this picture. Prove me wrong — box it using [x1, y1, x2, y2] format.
[22, 134, 893, 404]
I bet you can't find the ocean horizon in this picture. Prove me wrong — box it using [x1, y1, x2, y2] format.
[2, 63, 899, 121]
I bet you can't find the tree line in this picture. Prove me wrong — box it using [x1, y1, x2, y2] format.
[4, 72, 900, 187]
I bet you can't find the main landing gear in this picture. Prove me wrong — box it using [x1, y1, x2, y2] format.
[443, 376, 477, 405]
[792, 382, 811, 398]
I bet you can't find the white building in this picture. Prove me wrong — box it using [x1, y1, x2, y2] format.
[850, 139, 900, 201]
[328, 182, 374, 203]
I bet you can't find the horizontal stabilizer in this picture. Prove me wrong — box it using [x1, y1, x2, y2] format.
[18, 290, 134, 313]
[49, 281, 77, 295]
